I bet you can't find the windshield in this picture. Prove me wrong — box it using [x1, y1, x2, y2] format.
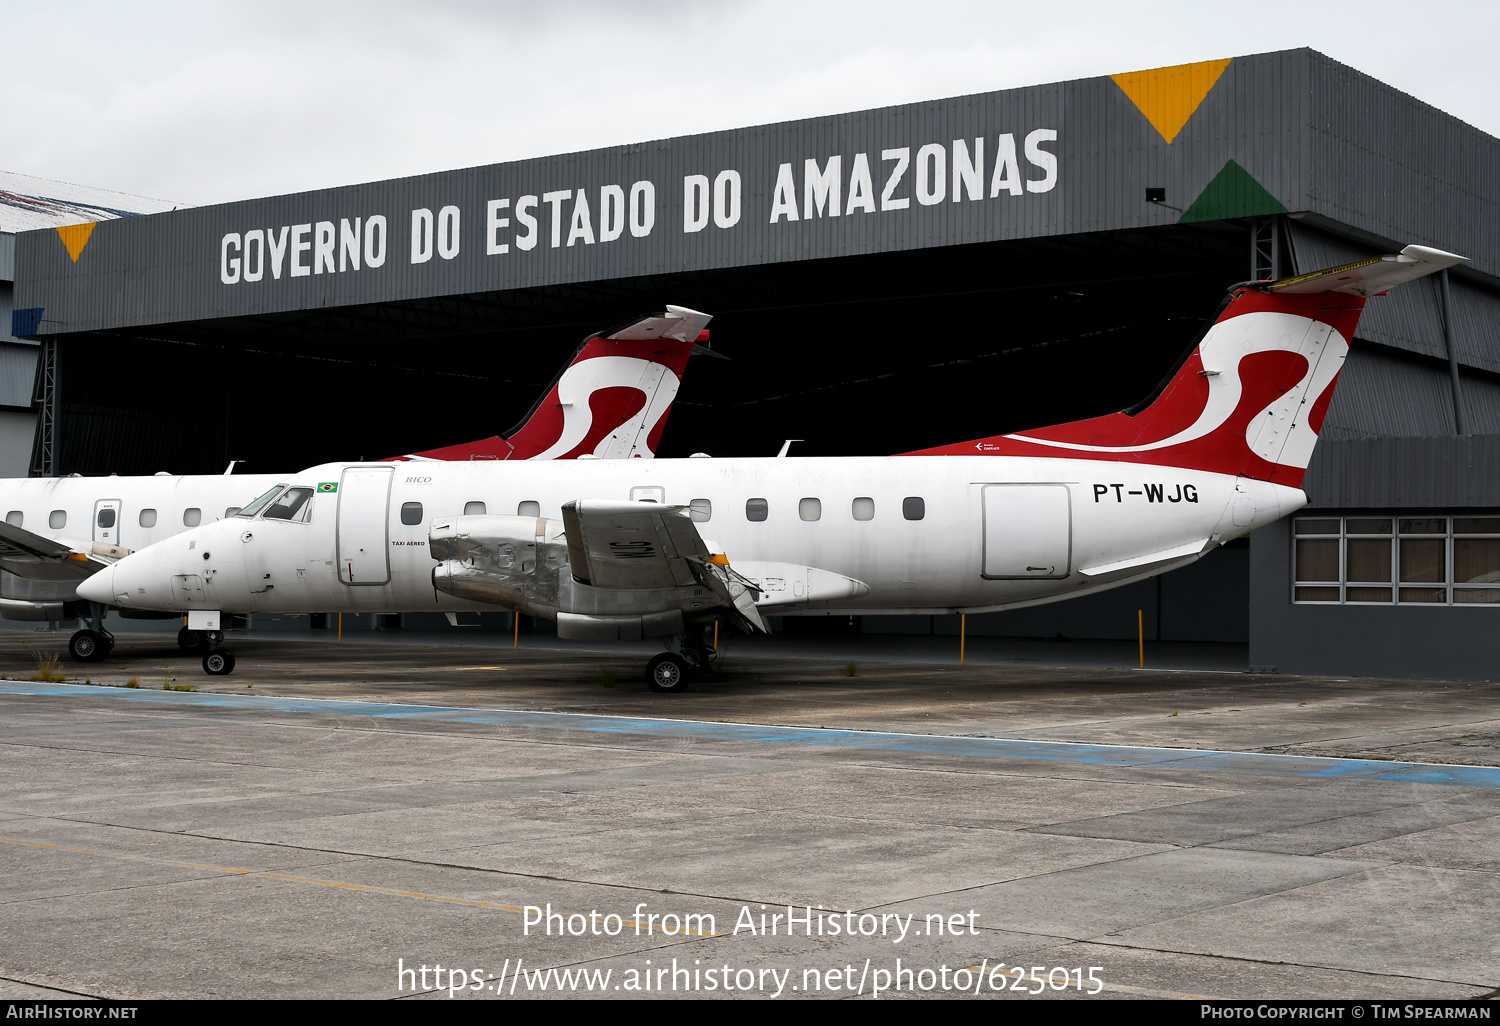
[235, 486, 285, 519]
[262, 487, 314, 522]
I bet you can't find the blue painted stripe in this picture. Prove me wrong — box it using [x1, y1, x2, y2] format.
[4, 680, 1497, 788]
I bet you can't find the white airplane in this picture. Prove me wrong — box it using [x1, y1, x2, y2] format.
[82, 247, 1463, 691]
[0, 305, 712, 660]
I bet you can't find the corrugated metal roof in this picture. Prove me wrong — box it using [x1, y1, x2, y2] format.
[1305, 435, 1500, 508]
[0, 170, 179, 234]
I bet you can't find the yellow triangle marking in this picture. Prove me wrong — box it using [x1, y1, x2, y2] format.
[56, 222, 97, 263]
[1111, 58, 1232, 144]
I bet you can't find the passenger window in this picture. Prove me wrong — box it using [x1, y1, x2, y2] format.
[517, 500, 540, 517]
[400, 501, 424, 526]
[224, 507, 241, 519]
[183, 508, 201, 527]
[852, 497, 874, 521]
[746, 498, 768, 522]
[97, 509, 116, 529]
[138, 509, 157, 528]
[903, 497, 926, 521]
[6, 511, 21, 527]
[464, 501, 486, 516]
[49, 510, 66, 529]
[264, 488, 315, 522]
[689, 498, 712, 523]
[799, 498, 822, 522]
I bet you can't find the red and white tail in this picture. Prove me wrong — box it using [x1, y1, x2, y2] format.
[906, 246, 1465, 489]
[389, 305, 712, 463]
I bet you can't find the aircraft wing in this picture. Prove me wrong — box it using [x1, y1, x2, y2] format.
[0, 522, 105, 581]
[560, 499, 708, 590]
[559, 499, 767, 631]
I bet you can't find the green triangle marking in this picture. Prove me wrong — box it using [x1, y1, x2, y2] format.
[1179, 160, 1288, 223]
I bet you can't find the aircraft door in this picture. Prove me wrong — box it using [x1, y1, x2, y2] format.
[337, 467, 393, 586]
[981, 484, 1071, 579]
[94, 499, 122, 548]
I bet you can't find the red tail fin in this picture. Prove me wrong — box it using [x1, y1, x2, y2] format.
[905, 246, 1464, 489]
[389, 305, 711, 462]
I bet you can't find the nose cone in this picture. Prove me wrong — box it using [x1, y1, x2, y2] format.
[76, 564, 117, 605]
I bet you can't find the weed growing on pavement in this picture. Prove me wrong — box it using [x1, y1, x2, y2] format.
[124, 678, 140, 689]
[26, 652, 64, 683]
[843, 661, 858, 677]
[598, 666, 616, 688]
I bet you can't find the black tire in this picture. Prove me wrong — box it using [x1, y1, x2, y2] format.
[178, 627, 206, 653]
[645, 653, 689, 693]
[68, 629, 107, 663]
[202, 650, 236, 676]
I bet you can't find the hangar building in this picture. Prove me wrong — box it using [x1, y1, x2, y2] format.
[9, 50, 1500, 679]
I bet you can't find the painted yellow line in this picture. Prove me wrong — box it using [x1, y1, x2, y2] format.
[0, 837, 716, 935]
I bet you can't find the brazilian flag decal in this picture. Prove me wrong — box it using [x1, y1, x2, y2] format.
[318, 482, 338, 493]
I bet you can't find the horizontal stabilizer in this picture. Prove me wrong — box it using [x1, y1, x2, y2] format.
[1270, 245, 1466, 296]
[605, 305, 712, 342]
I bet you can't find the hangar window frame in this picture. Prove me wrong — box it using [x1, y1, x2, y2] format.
[1292, 515, 1500, 606]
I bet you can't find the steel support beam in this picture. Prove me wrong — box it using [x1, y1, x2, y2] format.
[29, 338, 59, 477]
[1440, 269, 1467, 436]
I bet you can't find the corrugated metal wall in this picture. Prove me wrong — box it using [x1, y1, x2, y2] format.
[1320, 345, 1458, 439]
[1304, 435, 1500, 509]
[14, 49, 1497, 335]
[1288, 220, 1500, 374]
[0, 344, 37, 408]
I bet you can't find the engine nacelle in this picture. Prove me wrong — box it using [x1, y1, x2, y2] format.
[430, 515, 726, 635]
[429, 514, 569, 619]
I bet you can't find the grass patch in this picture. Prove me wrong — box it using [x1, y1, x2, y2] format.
[163, 683, 198, 692]
[598, 666, 616, 688]
[843, 661, 858, 677]
[25, 652, 65, 683]
[124, 678, 140, 689]
[1168, 710, 1179, 717]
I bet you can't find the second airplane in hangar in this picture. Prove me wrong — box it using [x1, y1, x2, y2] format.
[81, 248, 1463, 689]
[0, 305, 712, 660]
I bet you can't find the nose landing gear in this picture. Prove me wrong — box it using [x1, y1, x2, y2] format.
[68, 628, 113, 663]
[68, 604, 115, 663]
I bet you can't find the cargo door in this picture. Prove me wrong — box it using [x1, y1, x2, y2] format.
[337, 467, 393, 586]
[981, 484, 1071, 579]
[93, 499, 121, 548]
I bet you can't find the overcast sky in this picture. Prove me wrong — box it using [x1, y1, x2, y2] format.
[2, 1, 1494, 207]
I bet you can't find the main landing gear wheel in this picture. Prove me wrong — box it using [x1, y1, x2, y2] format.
[69, 629, 110, 663]
[202, 650, 236, 676]
[178, 627, 206, 653]
[645, 652, 689, 694]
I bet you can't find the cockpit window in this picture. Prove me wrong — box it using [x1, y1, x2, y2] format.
[236, 486, 285, 519]
[262, 487, 315, 522]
